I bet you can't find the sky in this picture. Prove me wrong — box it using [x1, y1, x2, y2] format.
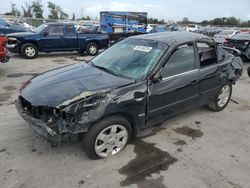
[1, 0, 250, 21]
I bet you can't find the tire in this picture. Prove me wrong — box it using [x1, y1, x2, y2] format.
[207, 83, 232, 112]
[86, 42, 99, 56]
[20, 43, 38, 59]
[83, 115, 132, 159]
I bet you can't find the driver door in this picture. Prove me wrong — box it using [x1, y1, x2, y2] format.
[146, 43, 200, 126]
[39, 25, 65, 51]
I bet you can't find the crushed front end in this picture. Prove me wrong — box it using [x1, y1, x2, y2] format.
[15, 95, 90, 146]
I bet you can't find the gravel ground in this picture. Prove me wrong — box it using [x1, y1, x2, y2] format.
[0, 52, 250, 188]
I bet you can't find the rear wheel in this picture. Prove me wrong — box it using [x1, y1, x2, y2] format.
[20, 43, 38, 59]
[207, 83, 232, 111]
[86, 42, 99, 56]
[83, 116, 132, 159]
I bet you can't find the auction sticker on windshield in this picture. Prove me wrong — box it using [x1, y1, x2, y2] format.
[134, 45, 152, 52]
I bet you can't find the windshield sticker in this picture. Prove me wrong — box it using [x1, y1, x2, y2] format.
[134, 46, 152, 52]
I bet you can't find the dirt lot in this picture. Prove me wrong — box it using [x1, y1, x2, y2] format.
[0, 53, 250, 188]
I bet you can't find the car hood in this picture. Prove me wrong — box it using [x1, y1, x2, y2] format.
[20, 62, 134, 107]
[7, 31, 35, 38]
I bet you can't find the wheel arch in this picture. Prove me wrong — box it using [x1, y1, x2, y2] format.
[20, 41, 39, 52]
[86, 40, 100, 48]
[95, 112, 139, 137]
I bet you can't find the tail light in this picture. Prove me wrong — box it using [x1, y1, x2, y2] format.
[224, 38, 229, 43]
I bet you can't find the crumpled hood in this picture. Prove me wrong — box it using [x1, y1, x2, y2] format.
[20, 62, 134, 107]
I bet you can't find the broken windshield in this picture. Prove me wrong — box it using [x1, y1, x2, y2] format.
[92, 38, 168, 80]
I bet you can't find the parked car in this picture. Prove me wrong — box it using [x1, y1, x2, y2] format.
[201, 27, 223, 37]
[185, 24, 200, 32]
[15, 32, 243, 159]
[7, 22, 109, 59]
[0, 18, 30, 35]
[223, 32, 250, 60]
[213, 30, 239, 44]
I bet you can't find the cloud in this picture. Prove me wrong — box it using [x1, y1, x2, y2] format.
[175, 0, 193, 3]
[109, 2, 131, 11]
[144, 4, 153, 7]
[85, 4, 104, 17]
[247, 14, 250, 20]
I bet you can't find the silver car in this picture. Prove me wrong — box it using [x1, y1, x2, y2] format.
[213, 30, 239, 44]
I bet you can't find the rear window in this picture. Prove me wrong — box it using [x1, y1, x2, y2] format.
[197, 42, 217, 68]
[65, 25, 75, 34]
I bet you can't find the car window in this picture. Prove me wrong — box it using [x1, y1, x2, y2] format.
[0, 19, 6, 27]
[161, 44, 195, 78]
[65, 25, 75, 34]
[197, 42, 217, 68]
[46, 25, 63, 36]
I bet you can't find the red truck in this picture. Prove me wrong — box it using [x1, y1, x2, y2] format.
[0, 34, 10, 63]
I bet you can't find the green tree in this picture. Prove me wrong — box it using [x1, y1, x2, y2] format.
[47, 1, 68, 20]
[7, 3, 21, 16]
[225, 17, 240, 26]
[60, 11, 69, 20]
[47, 2, 59, 19]
[212, 18, 224, 25]
[32, 0, 43, 18]
[22, 2, 33, 17]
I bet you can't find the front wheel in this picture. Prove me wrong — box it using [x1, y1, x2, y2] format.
[86, 42, 99, 56]
[207, 83, 232, 111]
[83, 116, 132, 159]
[20, 43, 38, 59]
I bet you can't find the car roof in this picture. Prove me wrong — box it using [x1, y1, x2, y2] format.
[45, 22, 74, 26]
[130, 31, 212, 45]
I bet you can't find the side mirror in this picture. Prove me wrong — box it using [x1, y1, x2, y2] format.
[43, 31, 49, 37]
[151, 74, 162, 84]
[5, 23, 10, 28]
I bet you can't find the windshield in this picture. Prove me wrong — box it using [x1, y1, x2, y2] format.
[219, 30, 235, 35]
[35, 24, 48, 33]
[92, 38, 168, 80]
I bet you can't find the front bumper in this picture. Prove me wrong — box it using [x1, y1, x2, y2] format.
[15, 99, 61, 146]
[7, 44, 19, 53]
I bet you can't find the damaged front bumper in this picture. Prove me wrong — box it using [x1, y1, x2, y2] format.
[15, 99, 61, 146]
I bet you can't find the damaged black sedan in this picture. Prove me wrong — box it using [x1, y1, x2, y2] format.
[16, 32, 243, 159]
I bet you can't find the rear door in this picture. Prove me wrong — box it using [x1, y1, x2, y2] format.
[147, 43, 199, 126]
[196, 42, 220, 104]
[63, 25, 78, 50]
[39, 25, 64, 51]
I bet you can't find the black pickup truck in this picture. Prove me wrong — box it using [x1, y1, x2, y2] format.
[7, 23, 109, 59]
